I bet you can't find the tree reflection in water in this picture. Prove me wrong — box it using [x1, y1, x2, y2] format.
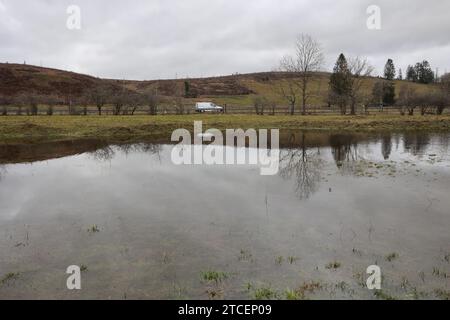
[0, 165, 6, 182]
[381, 135, 392, 160]
[89, 145, 115, 162]
[279, 132, 323, 199]
[403, 133, 431, 156]
[89, 143, 162, 162]
[329, 134, 361, 174]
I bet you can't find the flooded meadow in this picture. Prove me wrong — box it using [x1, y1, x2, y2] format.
[0, 131, 449, 300]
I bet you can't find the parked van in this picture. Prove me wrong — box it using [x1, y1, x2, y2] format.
[195, 102, 224, 113]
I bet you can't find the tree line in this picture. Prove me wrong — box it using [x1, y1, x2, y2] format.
[275, 34, 450, 116]
[0, 84, 163, 116]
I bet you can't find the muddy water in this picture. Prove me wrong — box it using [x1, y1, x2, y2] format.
[0, 131, 449, 300]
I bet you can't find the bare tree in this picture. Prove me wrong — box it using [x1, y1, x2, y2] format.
[252, 95, 269, 115]
[86, 85, 110, 115]
[0, 94, 11, 116]
[171, 82, 186, 115]
[145, 90, 160, 115]
[441, 73, 450, 93]
[127, 93, 143, 115]
[17, 92, 41, 115]
[348, 57, 374, 115]
[111, 90, 126, 115]
[43, 95, 59, 116]
[275, 78, 299, 115]
[397, 85, 417, 115]
[279, 34, 324, 115]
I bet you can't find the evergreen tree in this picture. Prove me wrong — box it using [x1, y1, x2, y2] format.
[329, 53, 352, 114]
[382, 82, 396, 105]
[397, 68, 403, 80]
[414, 61, 435, 84]
[384, 59, 396, 80]
[372, 81, 396, 107]
[406, 65, 417, 82]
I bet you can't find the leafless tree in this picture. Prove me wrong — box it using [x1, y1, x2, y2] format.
[111, 90, 127, 115]
[437, 73, 450, 114]
[170, 82, 186, 115]
[126, 93, 143, 115]
[16, 92, 41, 115]
[279, 34, 324, 115]
[275, 78, 299, 115]
[348, 57, 374, 115]
[252, 95, 269, 115]
[397, 85, 417, 115]
[43, 95, 59, 116]
[143, 87, 160, 116]
[0, 94, 10, 116]
[86, 85, 110, 115]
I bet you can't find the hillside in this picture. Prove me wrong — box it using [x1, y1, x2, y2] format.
[0, 63, 436, 108]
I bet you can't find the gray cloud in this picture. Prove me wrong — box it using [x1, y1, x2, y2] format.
[0, 0, 449, 80]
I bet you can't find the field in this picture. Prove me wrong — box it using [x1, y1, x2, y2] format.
[1, 114, 450, 144]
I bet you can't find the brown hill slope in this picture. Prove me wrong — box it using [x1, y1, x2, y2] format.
[0, 63, 103, 96]
[0, 63, 435, 108]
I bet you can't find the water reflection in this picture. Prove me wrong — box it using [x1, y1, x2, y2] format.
[403, 133, 431, 156]
[0, 132, 449, 199]
[329, 134, 360, 170]
[279, 133, 323, 199]
[381, 135, 392, 160]
[89, 143, 162, 162]
[0, 131, 449, 300]
[0, 165, 6, 181]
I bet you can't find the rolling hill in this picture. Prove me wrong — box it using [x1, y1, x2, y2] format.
[0, 62, 436, 108]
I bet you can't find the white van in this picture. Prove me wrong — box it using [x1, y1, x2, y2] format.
[195, 102, 224, 113]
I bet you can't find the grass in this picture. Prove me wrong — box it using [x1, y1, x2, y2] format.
[287, 256, 299, 264]
[0, 272, 20, 286]
[1, 114, 450, 144]
[432, 267, 448, 278]
[200, 270, 229, 284]
[252, 285, 279, 300]
[373, 290, 397, 300]
[283, 281, 323, 300]
[434, 289, 450, 300]
[284, 289, 303, 300]
[87, 224, 100, 233]
[325, 261, 342, 270]
[238, 249, 253, 262]
[275, 256, 284, 265]
[385, 252, 399, 262]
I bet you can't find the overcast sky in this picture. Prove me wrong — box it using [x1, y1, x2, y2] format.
[0, 0, 449, 80]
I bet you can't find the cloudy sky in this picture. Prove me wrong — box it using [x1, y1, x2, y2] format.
[0, 0, 449, 80]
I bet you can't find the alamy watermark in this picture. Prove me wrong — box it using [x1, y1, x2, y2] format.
[171, 121, 280, 176]
[66, 265, 81, 290]
[366, 5, 381, 30]
[66, 5, 81, 30]
[366, 265, 382, 290]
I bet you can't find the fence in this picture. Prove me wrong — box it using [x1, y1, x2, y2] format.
[1, 104, 449, 116]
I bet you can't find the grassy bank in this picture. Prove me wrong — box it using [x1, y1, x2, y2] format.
[1, 114, 450, 144]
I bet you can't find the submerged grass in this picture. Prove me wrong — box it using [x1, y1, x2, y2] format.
[325, 261, 342, 270]
[386, 252, 399, 262]
[200, 270, 229, 284]
[252, 285, 279, 300]
[0, 272, 20, 287]
[1, 114, 450, 144]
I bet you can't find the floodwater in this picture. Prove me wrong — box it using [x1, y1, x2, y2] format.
[0, 131, 449, 300]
